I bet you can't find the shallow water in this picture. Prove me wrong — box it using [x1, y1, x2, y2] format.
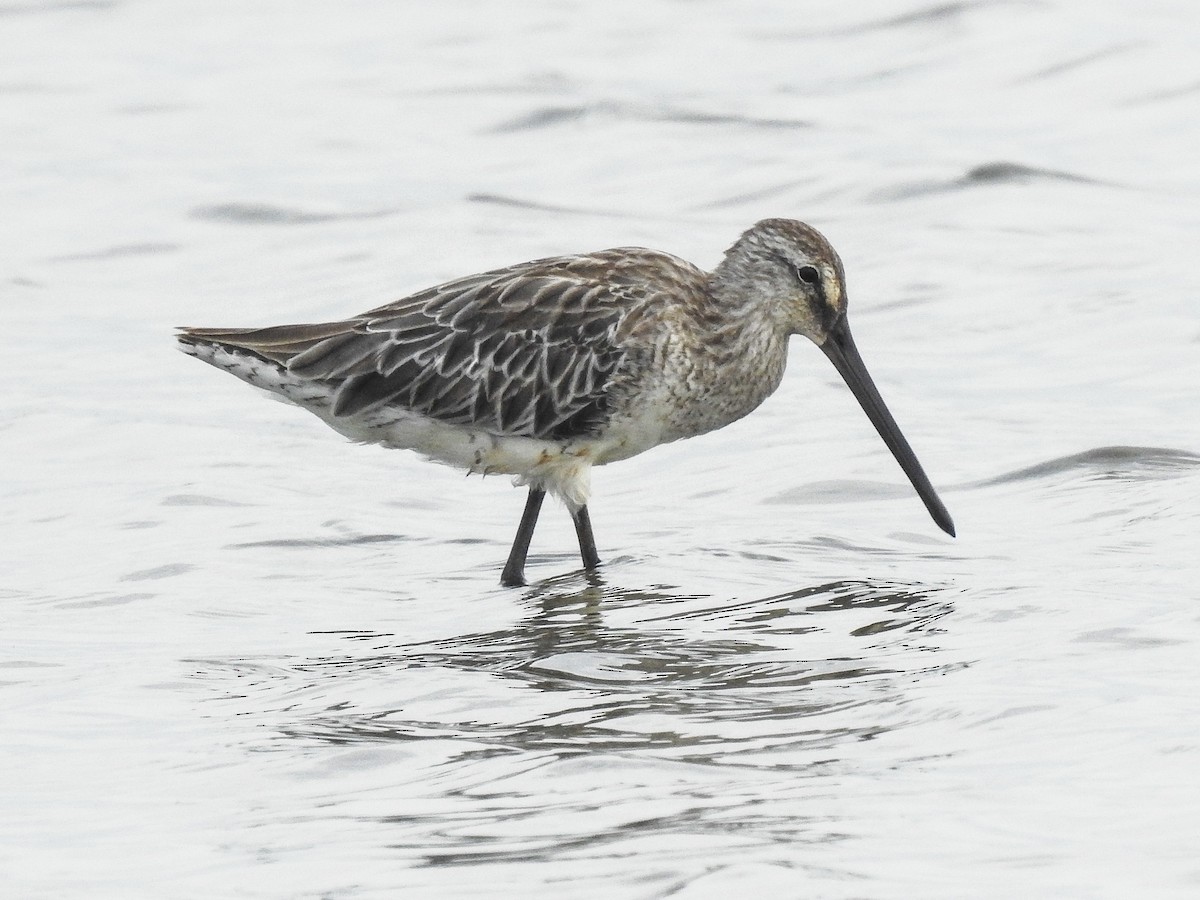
[4, 1, 1200, 897]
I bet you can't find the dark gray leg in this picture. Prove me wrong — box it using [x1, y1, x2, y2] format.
[571, 504, 601, 571]
[501, 487, 545, 587]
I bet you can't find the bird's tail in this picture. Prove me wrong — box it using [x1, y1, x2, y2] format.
[175, 322, 351, 366]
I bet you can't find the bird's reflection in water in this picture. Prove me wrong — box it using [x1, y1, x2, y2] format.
[257, 572, 962, 756]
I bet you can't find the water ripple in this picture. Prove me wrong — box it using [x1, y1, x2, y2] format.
[878, 160, 1106, 200]
[488, 101, 810, 134]
[228, 532, 410, 550]
[186, 578, 961, 761]
[468, 193, 635, 218]
[970, 445, 1200, 488]
[832, 2, 978, 35]
[1019, 42, 1144, 81]
[49, 242, 178, 262]
[0, 0, 116, 16]
[960, 161, 1101, 185]
[190, 203, 396, 226]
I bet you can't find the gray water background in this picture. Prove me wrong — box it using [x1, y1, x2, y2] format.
[4, 1, 1200, 897]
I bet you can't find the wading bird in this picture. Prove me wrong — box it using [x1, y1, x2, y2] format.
[178, 218, 954, 585]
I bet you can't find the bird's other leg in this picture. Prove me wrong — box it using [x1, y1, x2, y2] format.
[501, 487, 546, 587]
[570, 504, 601, 571]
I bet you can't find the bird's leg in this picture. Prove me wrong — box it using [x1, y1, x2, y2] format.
[570, 504, 601, 571]
[501, 487, 546, 587]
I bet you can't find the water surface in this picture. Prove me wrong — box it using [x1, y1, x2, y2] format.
[4, 1, 1200, 897]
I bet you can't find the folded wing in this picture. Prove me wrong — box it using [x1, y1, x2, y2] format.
[179, 251, 675, 441]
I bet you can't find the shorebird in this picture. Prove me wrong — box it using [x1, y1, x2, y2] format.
[178, 218, 954, 585]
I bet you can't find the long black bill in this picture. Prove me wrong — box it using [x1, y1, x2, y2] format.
[820, 321, 956, 537]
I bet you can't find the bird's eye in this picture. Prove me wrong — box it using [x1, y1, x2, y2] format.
[795, 265, 820, 285]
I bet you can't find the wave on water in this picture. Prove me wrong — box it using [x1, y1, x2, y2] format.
[876, 159, 1106, 200]
[227, 532, 410, 549]
[189, 203, 395, 226]
[467, 192, 635, 218]
[970, 445, 1200, 488]
[488, 100, 810, 133]
[772, 447, 1200, 506]
[958, 161, 1101, 185]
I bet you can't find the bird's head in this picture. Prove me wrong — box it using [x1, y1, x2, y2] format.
[716, 217, 956, 538]
[717, 217, 848, 346]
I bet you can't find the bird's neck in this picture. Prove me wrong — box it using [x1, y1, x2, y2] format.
[653, 278, 789, 440]
[702, 265, 792, 366]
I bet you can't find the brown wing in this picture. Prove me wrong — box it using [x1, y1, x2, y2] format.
[180, 249, 698, 440]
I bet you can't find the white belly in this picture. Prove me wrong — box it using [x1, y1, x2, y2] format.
[182, 342, 667, 508]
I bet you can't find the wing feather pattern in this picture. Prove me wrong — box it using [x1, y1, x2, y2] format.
[177, 250, 700, 441]
[179, 250, 702, 440]
[291, 259, 637, 438]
